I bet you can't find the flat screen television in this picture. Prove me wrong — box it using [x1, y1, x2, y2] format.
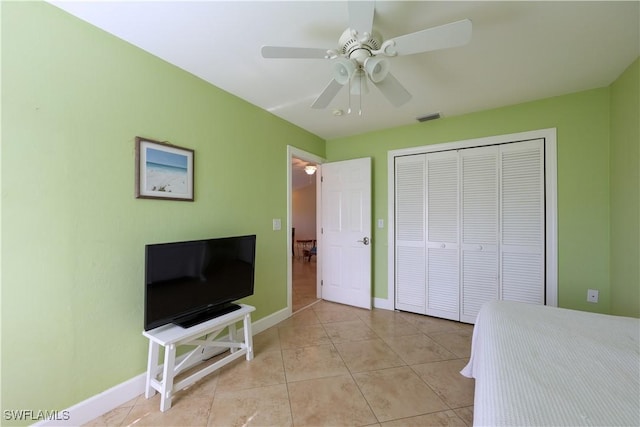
[144, 235, 256, 331]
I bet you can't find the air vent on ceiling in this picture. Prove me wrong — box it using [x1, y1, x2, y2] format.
[416, 113, 441, 123]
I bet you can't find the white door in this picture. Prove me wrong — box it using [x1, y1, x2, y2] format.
[320, 158, 372, 309]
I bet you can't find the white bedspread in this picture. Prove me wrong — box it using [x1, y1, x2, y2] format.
[461, 300, 640, 426]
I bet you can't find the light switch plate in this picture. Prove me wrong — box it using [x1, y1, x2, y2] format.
[272, 218, 281, 231]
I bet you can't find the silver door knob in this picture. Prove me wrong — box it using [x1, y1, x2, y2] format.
[358, 237, 370, 245]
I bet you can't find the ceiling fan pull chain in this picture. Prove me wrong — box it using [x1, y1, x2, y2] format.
[347, 79, 352, 114]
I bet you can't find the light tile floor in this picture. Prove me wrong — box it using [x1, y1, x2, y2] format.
[85, 302, 475, 426]
[292, 255, 318, 312]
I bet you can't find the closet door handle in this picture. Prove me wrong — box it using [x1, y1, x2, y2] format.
[357, 237, 370, 245]
[440, 244, 446, 249]
[478, 245, 483, 251]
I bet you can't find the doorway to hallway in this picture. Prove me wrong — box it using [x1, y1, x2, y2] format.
[290, 149, 322, 313]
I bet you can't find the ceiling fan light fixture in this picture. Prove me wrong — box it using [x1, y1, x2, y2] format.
[304, 165, 317, 175]
[333, 58, 357, 85]
[364, 57, 389, 83]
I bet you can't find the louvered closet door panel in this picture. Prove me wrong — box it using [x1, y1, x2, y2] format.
[394, 155, 427, 313]
[462, 251, 498, 319]
[427, 153, 459, 243]
[396, 246, 426, 312]
[427, 247, 459, 319]
[425, 151, 459, 321]
[500, 139, 545, 304]
[460, 147, 499, 323]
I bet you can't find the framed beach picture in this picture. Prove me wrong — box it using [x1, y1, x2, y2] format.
[135, 137, 194, 201]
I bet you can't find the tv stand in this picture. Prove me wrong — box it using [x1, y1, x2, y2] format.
[142, 304, 255, 412]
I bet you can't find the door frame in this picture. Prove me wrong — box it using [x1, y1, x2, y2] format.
[287, 146, 325, 313]
[387, 128, 558, 309]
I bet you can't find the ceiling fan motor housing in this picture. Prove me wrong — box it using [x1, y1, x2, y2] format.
[339, 28, 382, 65]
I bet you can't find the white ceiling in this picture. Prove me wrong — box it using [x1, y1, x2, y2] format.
[49, 1, 639, 140]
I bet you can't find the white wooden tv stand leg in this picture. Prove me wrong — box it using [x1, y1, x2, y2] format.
[244, 312, 254, 361]
[145, 341, 159, 398]
[228, 322, 237, 354]
[160, 343, 176, 412]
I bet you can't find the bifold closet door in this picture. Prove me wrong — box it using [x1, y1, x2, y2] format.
[395, 151, 462, 320]
[394, 139, 545, 321]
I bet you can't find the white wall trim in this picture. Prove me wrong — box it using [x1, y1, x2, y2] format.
[386, 128, 558, 311]
[252, 306, 291, 334]
[544, 132, 559, 307]
[33, 307, 290, 426]
[32, 374, 146, 427]
[373, 297, 394, 310]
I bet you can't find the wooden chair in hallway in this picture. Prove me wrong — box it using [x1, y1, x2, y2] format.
[303, 240, 316, 262]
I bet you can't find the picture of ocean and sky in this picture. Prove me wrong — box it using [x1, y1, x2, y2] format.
[145, 147, 189, 194]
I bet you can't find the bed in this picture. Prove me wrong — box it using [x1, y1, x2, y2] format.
[461, 300, 640, 426]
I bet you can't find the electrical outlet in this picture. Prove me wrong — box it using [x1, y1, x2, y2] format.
[587, 289, 599, 303]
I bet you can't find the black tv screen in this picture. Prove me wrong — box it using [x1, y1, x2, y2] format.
[144, 235, 256, 331]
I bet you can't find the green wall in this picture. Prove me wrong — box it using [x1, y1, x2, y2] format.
[327, 88, 614, 314]
[610, 58, 640, 317]
[1, 1, 324, 419]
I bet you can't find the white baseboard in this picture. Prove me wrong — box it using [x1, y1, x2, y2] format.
[33, 306, 291, 426]
[374, 297, 393, 311]
[252, 306, 290, 334]
[31, 374, 146, 427]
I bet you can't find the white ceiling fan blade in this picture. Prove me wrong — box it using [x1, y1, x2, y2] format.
[311, 79, 344, 109]
[261, 46, 329, 59]
[388, 19, 472, 56]
[348, 1, 375, 38]
[372, 72, 412, 107]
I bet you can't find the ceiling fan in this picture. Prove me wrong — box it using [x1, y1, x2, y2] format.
[261, 1, 472, 111]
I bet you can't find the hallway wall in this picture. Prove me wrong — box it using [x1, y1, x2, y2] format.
[292, 183, 317, 241]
